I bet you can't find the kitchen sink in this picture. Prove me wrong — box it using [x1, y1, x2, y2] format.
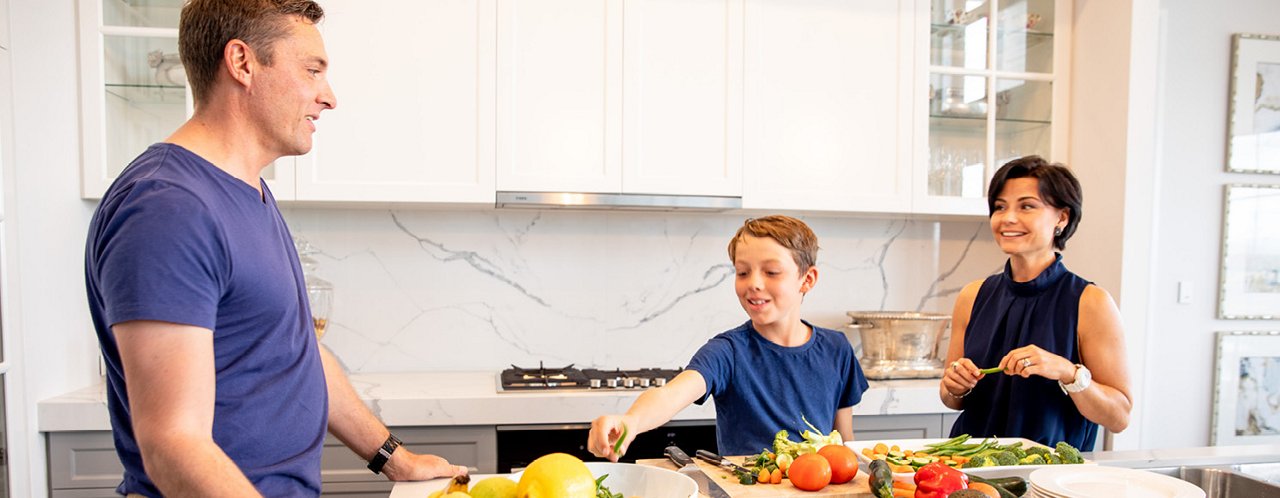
[1169, 464, 1280, 498]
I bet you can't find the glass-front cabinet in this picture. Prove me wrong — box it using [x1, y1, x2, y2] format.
[914, 0, 1070, 215]
[77, 0, 294, 199]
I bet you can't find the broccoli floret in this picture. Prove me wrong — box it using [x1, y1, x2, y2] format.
[962, 455, 997, 468]
[1055, 442, 1084, 464]
[1025, 446, 1052, 458]
[1046, 453, 1063, 465]
[990, 451, 1019, 467]
[1018, 454, 1046, 466]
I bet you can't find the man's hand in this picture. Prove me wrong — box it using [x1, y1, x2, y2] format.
[382, 448, 470, 481]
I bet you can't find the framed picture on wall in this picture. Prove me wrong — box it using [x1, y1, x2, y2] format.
[1227, 33, 1280, 174]
[1211, 331, 1280, 445]
[1218, 184, 1280, 319]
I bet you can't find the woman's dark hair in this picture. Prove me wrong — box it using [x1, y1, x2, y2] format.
[987, 155, 1082, 250]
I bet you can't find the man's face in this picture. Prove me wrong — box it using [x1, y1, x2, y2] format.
[249, 17, 336, 158]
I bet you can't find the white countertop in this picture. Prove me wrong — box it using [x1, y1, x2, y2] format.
[38, 372, 954, 432]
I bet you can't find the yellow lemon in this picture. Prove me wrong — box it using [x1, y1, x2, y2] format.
[442, 493, 471, 498]
[515, 453, 596, 498]
[471, 476, 518, 498]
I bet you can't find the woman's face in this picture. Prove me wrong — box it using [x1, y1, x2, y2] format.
[990, 177, 1069, 258]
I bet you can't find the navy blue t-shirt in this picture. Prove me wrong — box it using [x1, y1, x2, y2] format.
[85, 143, 328, 496]
[688, 320, 869, 456]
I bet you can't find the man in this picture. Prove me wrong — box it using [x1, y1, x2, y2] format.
[83, 1, 466, 496]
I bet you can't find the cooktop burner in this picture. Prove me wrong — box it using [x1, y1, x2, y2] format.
[498, 362, 683, 392]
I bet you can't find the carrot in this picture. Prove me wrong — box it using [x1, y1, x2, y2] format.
[890, 444, 901, 454]
[874, 443, 889, 455]
[871, 454, 888, 461]
[863, 447, 874, 458]
[769, 468, 783, 485]
[758, 468, 770, 484]
[904, 449, 914, 457]
[892, 488, 914, 498]
[890, 464, 914, 473]
[892, 480, 916, 491]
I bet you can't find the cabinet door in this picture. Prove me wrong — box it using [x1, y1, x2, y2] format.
[293, 0, 496, 203]
[620, 0, 743, 197]
[743, 0, 914, 212]
[496, 0, 622, 193]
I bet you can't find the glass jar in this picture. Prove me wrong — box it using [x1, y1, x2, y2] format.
[293, 237, 333, 340]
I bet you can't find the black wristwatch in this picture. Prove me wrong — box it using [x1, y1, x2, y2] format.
[367, 433, 402, 474]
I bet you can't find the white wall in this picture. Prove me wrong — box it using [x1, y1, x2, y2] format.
[1144, 0, 1280, 449]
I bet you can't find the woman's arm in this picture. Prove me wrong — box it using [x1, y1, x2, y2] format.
[1069, 285, 1134, 432]
[939, 280, 985, 410]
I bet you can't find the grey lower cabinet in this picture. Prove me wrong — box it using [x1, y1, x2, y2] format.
[46, 426, 496, 498]
[852, 412, 961, 440]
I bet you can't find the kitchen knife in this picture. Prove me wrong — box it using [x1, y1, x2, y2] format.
[695, 449, 756, 482]
[666, 446, 731, 498]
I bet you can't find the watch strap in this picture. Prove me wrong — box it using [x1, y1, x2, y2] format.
[1058, 364, 1090, 394]
[367, 433, 402, 474]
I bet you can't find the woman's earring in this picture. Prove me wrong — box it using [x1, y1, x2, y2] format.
[1054, 226, 1063, 237]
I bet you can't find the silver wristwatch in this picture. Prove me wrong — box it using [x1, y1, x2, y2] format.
[1059, 364, 1091, 394]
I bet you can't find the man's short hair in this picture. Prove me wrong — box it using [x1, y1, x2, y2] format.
[178, 0, 325, 106]
[727, 215, 820, 272]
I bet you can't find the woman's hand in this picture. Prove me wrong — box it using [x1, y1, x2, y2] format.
[998, 345, 1075, 381]
[942, 357, 983, 398]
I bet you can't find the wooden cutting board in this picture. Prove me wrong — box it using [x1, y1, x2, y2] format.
[635, 457, 875, 498]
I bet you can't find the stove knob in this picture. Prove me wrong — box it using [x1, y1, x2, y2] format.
[638, 377, 651, 388]
[589, 378, 602, 389]
[623, 378, 636, 388]
[606, 378, 619, 388]
[654, 377, 667, 387]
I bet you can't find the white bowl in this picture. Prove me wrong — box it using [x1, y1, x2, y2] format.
[584, 462, 698, 498]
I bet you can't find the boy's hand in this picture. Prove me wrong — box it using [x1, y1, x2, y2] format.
[587, 415, 635, 462]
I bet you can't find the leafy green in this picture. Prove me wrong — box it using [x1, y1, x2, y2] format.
[595, 475, 623, 498]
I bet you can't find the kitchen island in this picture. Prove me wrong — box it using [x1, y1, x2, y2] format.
[40, 372, 958, 498]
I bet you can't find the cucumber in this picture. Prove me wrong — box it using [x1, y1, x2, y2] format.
[910, 457, 933, 466]
[966, 474, 1028, 497]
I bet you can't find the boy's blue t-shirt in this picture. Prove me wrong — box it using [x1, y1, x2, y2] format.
[687, 320, 869, 456]
[84, 143, 328, 497]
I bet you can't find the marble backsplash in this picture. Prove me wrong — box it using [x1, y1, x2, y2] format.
[281, 208, 1005, 373]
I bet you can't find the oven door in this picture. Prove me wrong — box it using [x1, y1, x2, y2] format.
[495, 419, 717, 472]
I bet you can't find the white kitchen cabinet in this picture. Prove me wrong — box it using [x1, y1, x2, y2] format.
[742, 0, 915, 213]
[293, 0, 496, 204]
[496, 0, 743, 197]
[911, 0, 1071, 216]
[76, 0, 293, 200]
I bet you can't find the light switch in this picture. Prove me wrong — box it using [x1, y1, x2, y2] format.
[1177, 281, 1192, 304]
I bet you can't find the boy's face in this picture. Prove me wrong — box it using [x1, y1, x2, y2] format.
[732, 234, 817, 331]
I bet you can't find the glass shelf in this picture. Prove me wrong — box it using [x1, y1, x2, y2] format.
[929, 114, 1051, 125]
[104, 83, 185, 106]
[932, 23, 1054, 38]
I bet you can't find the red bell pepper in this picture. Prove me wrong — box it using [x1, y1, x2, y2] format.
[913, 461, 968, 498]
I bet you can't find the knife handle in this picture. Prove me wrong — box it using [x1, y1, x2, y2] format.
[665, 446, 694, 467]
[694, 449, 722, 464]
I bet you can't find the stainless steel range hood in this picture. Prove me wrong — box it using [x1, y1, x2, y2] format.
[495, 191, 741, 211]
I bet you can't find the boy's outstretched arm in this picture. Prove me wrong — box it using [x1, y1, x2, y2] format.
[834, 406, 854, 442]
[587, 370, 708, 462]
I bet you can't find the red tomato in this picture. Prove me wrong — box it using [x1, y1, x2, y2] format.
[787, 453, 832, 491]
[817, 444, 859, 484]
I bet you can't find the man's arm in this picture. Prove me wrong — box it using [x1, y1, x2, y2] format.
[114, 320, 263, 497]
[320, 347, 467, 481]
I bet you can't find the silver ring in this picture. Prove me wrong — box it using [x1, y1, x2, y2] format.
[1021, 358, 1033, 368]
[951, 361, 960, 371]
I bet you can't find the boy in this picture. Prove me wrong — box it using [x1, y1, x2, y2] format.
[587, 215, 869, 458]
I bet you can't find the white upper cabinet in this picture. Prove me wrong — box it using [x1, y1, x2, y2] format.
[496, 0, 743, 197]
[620, 0, 742, 197]
[294, 0, 495, 204]
[742, 0, 915, 213]
[912, 0, 1070, 216]
[0, 0, 9, 50]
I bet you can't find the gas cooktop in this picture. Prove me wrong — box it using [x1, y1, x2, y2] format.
[498, 362, 683, 392]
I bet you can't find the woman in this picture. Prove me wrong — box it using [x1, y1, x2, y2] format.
[939, 156, 1132, 451]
